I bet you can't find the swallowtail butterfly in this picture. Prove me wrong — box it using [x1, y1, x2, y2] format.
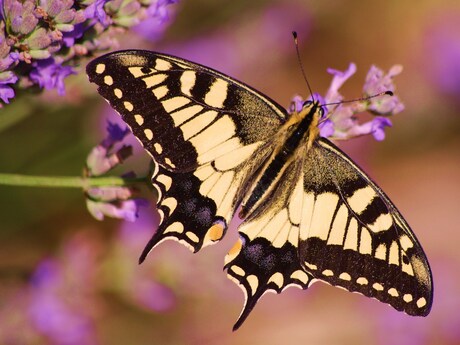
[87, 50, 433, 330]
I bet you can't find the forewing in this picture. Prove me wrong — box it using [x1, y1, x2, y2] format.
[86, 50, 287, 173]
[298, 137, 433, 316]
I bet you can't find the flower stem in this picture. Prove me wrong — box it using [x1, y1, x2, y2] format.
[0, 173, 148, 189]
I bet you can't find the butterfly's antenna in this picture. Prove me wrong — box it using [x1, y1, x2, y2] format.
[292, 31, 315, 101]
[323, 90, 393, 108]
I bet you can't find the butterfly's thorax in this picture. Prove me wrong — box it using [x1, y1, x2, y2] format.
[239, 102, 321, 219]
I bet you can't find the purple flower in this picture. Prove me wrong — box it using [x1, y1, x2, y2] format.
[29, 58, 76, 95]
[0, 71, 18, 103]
[3, 0, 39, 35]
[86, 121, 132, 175]
[0, 0, 178, 107]
[133, 0, 178, 41]
[289, 64, 402, 141]
[363, 65, 404, 115]
[85, 120, 148, 222]
[84, 0, 112, 27]
[325, 62, 357, 104]
[86, 197, 147, 221]
[102, 121, 131, 148]
[289, 63, 404, 141]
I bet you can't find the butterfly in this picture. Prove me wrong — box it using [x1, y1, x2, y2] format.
[86, 50, 433, 330]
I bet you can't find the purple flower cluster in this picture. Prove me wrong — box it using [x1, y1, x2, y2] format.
[290, 63, 404, 141]
[0, 0, 177, 107]
[86, 121, 147, 221]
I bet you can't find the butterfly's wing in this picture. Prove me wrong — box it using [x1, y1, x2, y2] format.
[299, 138, 432, 313]
[225, 137, 432, 330]
[86, 50, 287, 172]
[86, 51, 287, 253]
[225, 157, 315, 330]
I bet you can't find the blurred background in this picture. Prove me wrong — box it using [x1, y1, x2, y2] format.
[1, 0, 460, 344]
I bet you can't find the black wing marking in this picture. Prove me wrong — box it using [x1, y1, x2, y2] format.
[139, 160, 227, 259]
[298, 137, 432, 316]
[86, 50, 287, 173]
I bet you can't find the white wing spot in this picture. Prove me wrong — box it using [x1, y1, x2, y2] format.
[180, 70, 196, 97]
[322, 269, 334, 277]
[327, 204, 348, 245]
[247, 275, 259, 295]
[152, 85, 168, 99]
[372, 282, 384, 291]
[155, 58, 172, 71]
[343, 218, 359, 251]
[153, 142, 163, 154]
[339, 272, 351, 281]
[399, 234, 414, 251]
[104, 75, 113, 85]
[230, 265, 245, 276]
[401, 258, 414, 276]
[204, 78, 228, 108]
[268, 272, 284, 289]
[416, 297, 427, 308]
[128, 67, 145, 78]
[95, 63, 105, 74]
[143, 73, 167, 88]
[369, 213, 393, 233]
[403, 294, 413, 303]
[299, 193, 315, 240]
[374, 243, 386, 260]
[134, 114, 144, 126]
[114, 88, 122, 99]
[162, 197, 177, 214]
[185, 231, 199, 243]
[290, 270, 310, 284]
[124, 101, 134, 111]
[287, 176, 304, 225]
[157, 208, 164, 224]
[388, 241, 399, 265]
[356, 277, 368, 285]
[162, 96, 190, 113]
[309, 192, 339, 241]
[155, 174, 172, 191]
[304, 262, 318, 270]
[359, 228, 372, 255]
[347, 186, 376, 214]
[388, 288, 399, 297]
[163, 221, 184, 234]
[144, 129, 153, 140]
[164, 157, 176, 169]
